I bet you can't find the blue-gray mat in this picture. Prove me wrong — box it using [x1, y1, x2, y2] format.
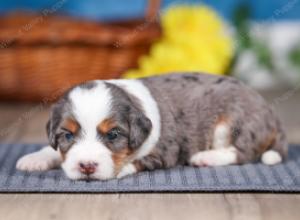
[0, 144, 299, 192]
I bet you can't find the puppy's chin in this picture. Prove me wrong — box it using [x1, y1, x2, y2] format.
[62, 166, 115, 180]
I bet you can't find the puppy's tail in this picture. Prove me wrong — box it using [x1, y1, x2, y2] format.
[261, 125, 288, 165]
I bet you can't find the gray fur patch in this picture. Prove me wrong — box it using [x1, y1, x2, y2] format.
[78, 81, 97, 90]
[140, 73, 288, 168]
[183, 75, 199, 82]
[214, 77, 226, 84]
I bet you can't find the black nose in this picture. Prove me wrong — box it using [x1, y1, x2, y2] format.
[79, 162, 98, 175]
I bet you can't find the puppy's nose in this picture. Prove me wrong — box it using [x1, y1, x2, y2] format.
[79, 162, 98, 175]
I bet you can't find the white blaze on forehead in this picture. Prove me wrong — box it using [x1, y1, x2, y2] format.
[107, 79, 161, 159]
[69, 81, 112, 137]
[64, 82, 115, 180]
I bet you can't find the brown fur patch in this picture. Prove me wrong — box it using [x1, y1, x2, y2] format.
[98, 118, 116, 134]
[62, 118, 80, 134]
[217, 115, 230, 124]
[112, 148, 134, 173]
[59, 149, 66, 162]
[258, 129, 277, 155]
[208, 115, 231, 149]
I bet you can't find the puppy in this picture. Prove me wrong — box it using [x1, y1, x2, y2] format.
[16, 73, 288, 180]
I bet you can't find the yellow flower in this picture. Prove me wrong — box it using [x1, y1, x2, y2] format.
[123, 4, 234, 78]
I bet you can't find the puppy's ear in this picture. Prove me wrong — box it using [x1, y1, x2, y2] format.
[46, 104, 63, 150]
[128, 108, 152, 149]
[46, 118, 58, 150]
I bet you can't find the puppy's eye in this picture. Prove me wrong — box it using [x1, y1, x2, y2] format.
[106, 129, 119, 141]
[65, 132, 74, 142]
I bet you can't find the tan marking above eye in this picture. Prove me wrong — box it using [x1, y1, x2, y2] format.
[98, 118, 116, 134]
[62, 118, 80, 134]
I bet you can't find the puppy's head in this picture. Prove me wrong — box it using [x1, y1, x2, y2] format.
[47, 81, 152, 180]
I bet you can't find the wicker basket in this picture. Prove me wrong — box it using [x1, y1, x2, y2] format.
[0, 0, 161, 102]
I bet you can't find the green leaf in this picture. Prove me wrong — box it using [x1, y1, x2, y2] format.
[252, 40, 274, 70]
[289, 45, 300, 71]
[232, 4, 252, 51]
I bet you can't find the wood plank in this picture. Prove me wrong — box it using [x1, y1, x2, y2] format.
[0, 194, 300, 220]
[255, 194, 300, 220]
[17, 105, 49, 143]
[0, 103, 31, 142]
[0, 103, 49, 143]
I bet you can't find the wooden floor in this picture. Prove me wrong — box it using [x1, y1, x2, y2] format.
[0, 194, 299, 220]
[0, 89, 300, 220]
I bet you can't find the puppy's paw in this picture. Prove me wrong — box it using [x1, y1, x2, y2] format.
[190, 147, 237, 167]
[16, 147, 62, 171]
[190, 151, 217, 167]
[117, 163, 137, 179]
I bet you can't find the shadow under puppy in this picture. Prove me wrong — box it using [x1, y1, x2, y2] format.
[16, 73, 288, 180]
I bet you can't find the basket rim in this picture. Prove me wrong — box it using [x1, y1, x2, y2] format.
[0, 12, 161, 47]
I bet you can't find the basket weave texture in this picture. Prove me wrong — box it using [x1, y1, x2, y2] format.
[0, 1, 161, 101]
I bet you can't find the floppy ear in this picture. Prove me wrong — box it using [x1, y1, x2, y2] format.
[46, 118, 58, 150]
[128, 108, 152, 149]
[46, 105, 63, 150]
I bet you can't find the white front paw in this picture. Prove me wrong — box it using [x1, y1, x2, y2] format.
[117, 163, 137, 178]
[16, 147, 61, 171]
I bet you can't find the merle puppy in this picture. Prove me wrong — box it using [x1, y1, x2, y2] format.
[16, 73, 288, 180]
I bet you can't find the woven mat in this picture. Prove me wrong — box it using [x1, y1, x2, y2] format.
[0, 144, 299, 192]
